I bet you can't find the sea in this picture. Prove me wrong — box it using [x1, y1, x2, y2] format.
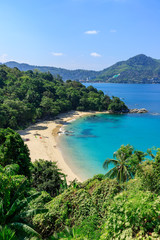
[59, 83, 160, 181]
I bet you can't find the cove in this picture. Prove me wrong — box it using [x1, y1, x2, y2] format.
[59, 83, 160, 181]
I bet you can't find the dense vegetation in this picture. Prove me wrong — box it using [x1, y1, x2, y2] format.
[0, 65, 128, 129]
[0, 127, 160, 239]
[0, 66, 160, 239]
[0, 128, 31, 177]
[95, 54, 160, 83]
[31, 159, 67, 197]
[2, 61, 99, 82]
[2, 54, 160, 83]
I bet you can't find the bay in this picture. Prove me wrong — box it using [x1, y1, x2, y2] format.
[60, 84, 160, 181]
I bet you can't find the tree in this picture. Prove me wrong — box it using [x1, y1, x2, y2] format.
[0, 178, 47, 239]
[0, 65, 126, 129]
[66, 87, 80, 109]
[101, 95, 111, 110]
[40, 96, 57, 116]
[103, 145, 145, 183]
[0, 69, 7, 88]
[108, 97, 129, 113]
[31, 159, 66, 197]
[137, 148, 160, 193]
[87, 85, 98, 93]
[0, 128, 31, 178]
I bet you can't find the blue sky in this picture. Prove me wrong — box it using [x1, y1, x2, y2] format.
[0, 0, 160, 70]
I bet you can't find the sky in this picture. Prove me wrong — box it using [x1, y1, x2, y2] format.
[0, 0, 160, 70]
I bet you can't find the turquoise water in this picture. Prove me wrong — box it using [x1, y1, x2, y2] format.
[60, 84, 160, 180]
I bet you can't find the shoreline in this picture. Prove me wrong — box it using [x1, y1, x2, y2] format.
[18, 110, 109, 183]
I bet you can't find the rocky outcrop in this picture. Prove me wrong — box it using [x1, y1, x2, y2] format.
[129, 108, 148, 113]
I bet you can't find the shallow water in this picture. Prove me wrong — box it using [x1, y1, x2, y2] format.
[60, 84, 160, 180]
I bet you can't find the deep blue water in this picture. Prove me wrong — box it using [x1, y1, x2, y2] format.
[84, 83, 160, 113]
[60, 84, 160, 180]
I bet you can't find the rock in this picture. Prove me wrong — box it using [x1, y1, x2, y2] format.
[129, 108, 148, 113]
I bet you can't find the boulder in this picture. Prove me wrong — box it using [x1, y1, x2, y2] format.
[129, 108, 148, 113]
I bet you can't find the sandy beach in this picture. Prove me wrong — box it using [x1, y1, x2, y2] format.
[18, 110, 109, 183]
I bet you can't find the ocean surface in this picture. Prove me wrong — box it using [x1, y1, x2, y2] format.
[60, 83, 160, 181]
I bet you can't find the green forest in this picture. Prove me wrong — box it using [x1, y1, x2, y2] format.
[0, 65, 128, 130]
[0, 66, 160, 239]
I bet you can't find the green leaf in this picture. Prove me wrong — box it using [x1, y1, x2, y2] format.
[13, 208, 48, 221]
[9, 222, 41, 238]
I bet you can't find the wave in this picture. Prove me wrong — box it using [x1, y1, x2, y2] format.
[151, 112, 160, 116]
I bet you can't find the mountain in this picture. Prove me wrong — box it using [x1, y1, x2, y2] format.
[95, 54, 160, 83]
[1, 54, 160, 83]
[0, 61, 99, 82]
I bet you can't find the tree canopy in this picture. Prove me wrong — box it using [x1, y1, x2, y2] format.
[31, 159, 66, 197]
[0, 65, 128, 129]
[0, 128, 31, 178]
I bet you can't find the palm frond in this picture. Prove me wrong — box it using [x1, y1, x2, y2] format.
[4, 164, 20, 176]
[108, 167, 119, 180]
[9, 222, 41, 238]
[5, 199, 21, 219]
[147, 148, 155, 159]
[123, 165, 132, 180]
[6, 193, 41, 218]
[0, 226, 16, 240]
[103, 158, 118, 169]
[11, 180, 28, 205]
[0, 165, 4, 173]
[105, 167, 118, 179]
[0, 198, 4, 218]
[13, 209, 48, 222]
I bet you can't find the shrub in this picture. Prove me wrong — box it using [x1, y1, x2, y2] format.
[31, 159, 66, 197]
[0, 128, 31, 178]
[100, 190, 160, 239]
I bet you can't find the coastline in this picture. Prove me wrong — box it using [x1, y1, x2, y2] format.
[18, 110, 109, 183]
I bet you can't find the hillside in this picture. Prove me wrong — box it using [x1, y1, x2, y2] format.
[95, 54, 160, 83]
[0, 61, 99, 82]
[0, 65, 128, 129]
[1, 54, 160, 83]
[1, 142, 160, 239]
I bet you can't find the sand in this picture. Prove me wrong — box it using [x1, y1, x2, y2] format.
[18, 110, 109, 183]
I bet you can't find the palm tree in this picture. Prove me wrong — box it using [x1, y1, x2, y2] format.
[103, 145, 134, 183]
[0, 173, 47, 239]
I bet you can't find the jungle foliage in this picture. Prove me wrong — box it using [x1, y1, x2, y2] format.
[0, 64, 159, 239]
[0, 65, 128, 129]
[0, 128, 31, 177]
[31, 159, 67, 197]
[0, 128, 160, 239]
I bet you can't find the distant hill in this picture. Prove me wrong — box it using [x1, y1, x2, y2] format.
[95, 54, 160, 83]
[1, 54, 160, 83]
[0, 61, 99, 82]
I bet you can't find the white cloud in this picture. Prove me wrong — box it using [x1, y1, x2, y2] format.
[110, 29, 117, 33]
[85, 30, 99, 35]
[0, 53, 8, 63]
[51, 52, 64, 56]
[90, 52, 101, 57]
